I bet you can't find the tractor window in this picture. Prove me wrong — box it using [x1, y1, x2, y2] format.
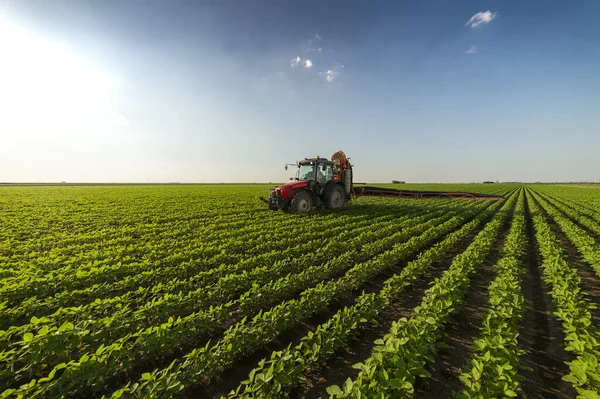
[324, 165, 334, 181]
[298, 164, 314, 180]
[317, 164, 332, 185]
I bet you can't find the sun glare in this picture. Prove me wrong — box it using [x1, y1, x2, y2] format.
[0, 18, 126, 139]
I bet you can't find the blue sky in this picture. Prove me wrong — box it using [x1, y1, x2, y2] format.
[0, 0, 598, 183]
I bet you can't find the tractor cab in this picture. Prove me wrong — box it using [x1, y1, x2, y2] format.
[294, 158, 335, 187]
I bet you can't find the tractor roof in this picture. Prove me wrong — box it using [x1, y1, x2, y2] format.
[299, 157, 333, 165]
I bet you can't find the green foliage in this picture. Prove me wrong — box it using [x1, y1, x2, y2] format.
[325, 189, 518, 398]
[527, 189, 600, 396]
[224, 198, 504, 398]
[5, 184, 598, 398]
[456, 190, 527, 398]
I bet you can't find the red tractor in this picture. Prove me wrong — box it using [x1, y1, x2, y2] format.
[260, 150, 503, 214]
[260, 151, 353, 213]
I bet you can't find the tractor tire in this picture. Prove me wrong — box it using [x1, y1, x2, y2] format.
[290, 191, 313, 214]
[326, 185, 346, 210]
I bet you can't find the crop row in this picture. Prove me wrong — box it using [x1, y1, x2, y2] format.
[0, 204, 452, 388]
[526, 188, 600, 397]
[0, 206, 418, 333]
[1, 213, 377, 304]
[0, 195, 308, 274]
[531, 191, 600, 278]
[325, 189, 517, 397]
[101, 199, 502, 398]
[0, 207, 279, 278]
[110, 193, 516, 396]
[223, 189, 513, 398]
[0, 186, 271, 241]
[537, 191, 600, 237]
[1, 200, 483, 398]
[1, 200, 445, 327]
[533, 186, 600, 226]
[455, 189, 527, 398]
[2, 189, 434, 271]
[2, 195, 413, 285]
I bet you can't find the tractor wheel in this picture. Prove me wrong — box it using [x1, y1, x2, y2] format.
[290, 191, 313, 214]
[326, 185, 346, 210]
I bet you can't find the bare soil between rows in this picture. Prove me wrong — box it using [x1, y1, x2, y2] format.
[293, 201, 504, 398]
[413, 197, 516, 398]
[198, 204, 496, 399]
[532, 192, 600, 326]
[517, 189, 576, 399]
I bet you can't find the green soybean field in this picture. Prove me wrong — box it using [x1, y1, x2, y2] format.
[1, 184, 599, 399]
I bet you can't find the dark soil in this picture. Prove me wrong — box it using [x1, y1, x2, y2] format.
[99, 208, 440, 397]
[292, 201, 503, 398]
[199, 202, 498, 399]
[544, 193, 600, 238]
[191, 286, 359, 399]
[296, 253, 455, 398]
[413, 196, 516, 398]
[543, 193, 600, 243]
[517, 190, 576, 398]
[531, 193, 600, 326]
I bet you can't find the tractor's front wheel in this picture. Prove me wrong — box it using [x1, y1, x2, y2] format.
[290, 191, 313, 214]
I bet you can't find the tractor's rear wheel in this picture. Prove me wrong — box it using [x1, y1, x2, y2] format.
[290, 191, 313, 214]
[326, 185, 346, 210]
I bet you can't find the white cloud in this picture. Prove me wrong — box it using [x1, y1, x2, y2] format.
[465, 45, 477, 54]
[290, 56, 301, 67]
[465, 11, 497, 28]
[320, 69, 339, 82]
[304, 59, 313, 68]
